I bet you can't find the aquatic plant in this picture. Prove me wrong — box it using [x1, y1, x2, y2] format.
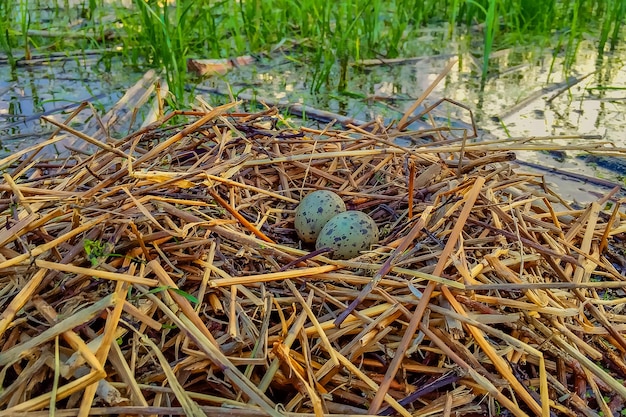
[128, 0, 193, 105]
[0, 0, 16, 72]
[0, 0, 622, 104]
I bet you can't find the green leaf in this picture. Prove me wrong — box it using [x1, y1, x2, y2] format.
[146, 286, 171, 295]
[144, 286, 199, 305]
[84, 239, 109, 267]
[171, 288, 199, 305]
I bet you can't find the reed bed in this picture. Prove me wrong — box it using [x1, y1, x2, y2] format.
[0, 91, 626, 417]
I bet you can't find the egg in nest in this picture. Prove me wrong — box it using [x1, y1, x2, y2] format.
[294, 190, 346, 243]
[315, 210, 379, 259]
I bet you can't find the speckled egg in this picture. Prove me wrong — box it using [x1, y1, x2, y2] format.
[294, 190, 346, 243]
[315, 211, 379, 259]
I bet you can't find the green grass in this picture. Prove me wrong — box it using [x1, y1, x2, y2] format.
[0, 0, 17, 72]
[0, 0, 623, 105]
[130, 0, 192, 103]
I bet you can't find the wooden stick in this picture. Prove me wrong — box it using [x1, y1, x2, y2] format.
[136, 286, 283, 417]
[0, 293, 117, 367]
[408, 160, 415, 219]
[420, 325, 531, 417]
[78, 281, 128, 417]
[0, 268, 48, 339]
[205, 174, 299, 203]
[208, 189, 275, 243]
[31, 297, 104, 377]
[398, 58, 458, 130]
[148, 260, 219, 348]
[0, 215, 110, 269]
[35, 259, 158, 286]
[369, 176, 484, 413]
[441, 286, 544, 416]
[209, 264, 337, 288]
[132, 101, 239, 167]
[42, 116, 130, 159]
[465, 280, 626, 290]
[333, 205, 433, 327]
[4, 371, 105, 413]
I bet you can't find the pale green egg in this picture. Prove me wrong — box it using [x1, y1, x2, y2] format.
[315, 211, 379, 259]
[294, 190, 346, 243]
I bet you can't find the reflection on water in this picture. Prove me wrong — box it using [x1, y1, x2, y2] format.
[198, 34, 626, 202]
[1, 30, 624, 202]
[0, 56, 130, 150]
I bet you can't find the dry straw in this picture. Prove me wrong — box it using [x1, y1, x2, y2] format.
[1, 69, 626, 417]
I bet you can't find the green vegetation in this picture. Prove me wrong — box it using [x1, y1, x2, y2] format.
[0, 0, 623, 105]
[141, 285, 199, 306]
[127, 0, 192, 103]
[84, 238, 112, 267]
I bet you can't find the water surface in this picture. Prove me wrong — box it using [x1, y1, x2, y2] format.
[1, 29, 625, 202]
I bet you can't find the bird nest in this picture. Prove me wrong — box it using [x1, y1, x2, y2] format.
[0, 96, 626, 417]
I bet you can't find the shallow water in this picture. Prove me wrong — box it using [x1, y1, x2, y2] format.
[1, 30, 625, 203]
[0, 55, 128, 148]
[195, 36, 626, 202]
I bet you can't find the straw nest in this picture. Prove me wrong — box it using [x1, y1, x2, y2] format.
[1, 95, 626, 417]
